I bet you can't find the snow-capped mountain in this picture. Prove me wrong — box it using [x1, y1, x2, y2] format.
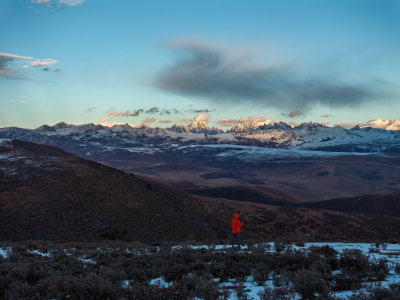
[360, 118, 400, 131]
[0, 117, 399, 165]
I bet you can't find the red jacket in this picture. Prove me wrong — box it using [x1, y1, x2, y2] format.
[231, 214, 242, 234]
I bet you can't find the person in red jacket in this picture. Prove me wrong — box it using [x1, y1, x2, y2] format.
[231, 213, 243, 248]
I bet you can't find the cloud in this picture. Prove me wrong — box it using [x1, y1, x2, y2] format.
[195, 113, 211, 123]
[179, 119, 192, 125]
[107, 107, 180, 117]
[0, 52, 59, 79]
[361, 118, 398, 129]
[334, 119, 400, 129]
[145, 106, 160, 114]
[29, 59, 59, 67]
[31, 0, 85, 8]
[281, 110, 305, 118]
[321, 113, 333, 118]
[85, 107, 97, 113]
[3, 100, 27, 104]
[145, 107, 181, 115]
[0, 52, 32, 78]
[218, 118, 239, 127]
[158, 120, 172, 124]
[107, 108, 143, 117]
[142, 117, 156, 125]
[160, 108, 180, 115]
[238, 115, 267, 123]
[217, 115, 269, 127]
[97, 117, 137, 127]
[194, 109, 214, 114]
[186, 108, 215, 114]
[155, 39, 381, 109]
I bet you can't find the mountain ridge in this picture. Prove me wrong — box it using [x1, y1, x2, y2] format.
[1, 117, 399, 201]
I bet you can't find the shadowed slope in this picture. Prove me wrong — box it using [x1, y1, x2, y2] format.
[297, 193, 400, 217]
[0, 140, 215, 242]
[2, 140, 400, 242]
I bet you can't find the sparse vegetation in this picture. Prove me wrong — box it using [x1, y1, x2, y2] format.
[0, 241, 397, 299]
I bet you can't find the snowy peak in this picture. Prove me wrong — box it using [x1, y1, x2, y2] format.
[186, 115, 223, 134]
[361, 118, 400, 131]
[53, 122, 71, 130]
[258, 121, 292, 131]
[228, 120, 292, 133]
[168, 124, 187, 133]
[295, 122, 328, 130]
[187, 115, 210, 131]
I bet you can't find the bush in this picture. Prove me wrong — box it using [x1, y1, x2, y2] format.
[291, 269, 330, 299]
[349, 283, 400, 300]
[258, 286, 295, 300]
[0, 241, 394, 298]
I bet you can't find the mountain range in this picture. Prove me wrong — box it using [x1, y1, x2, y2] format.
[1, 116, 399, 201]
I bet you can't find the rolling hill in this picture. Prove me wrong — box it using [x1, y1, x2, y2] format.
[2, 139, 400, 242]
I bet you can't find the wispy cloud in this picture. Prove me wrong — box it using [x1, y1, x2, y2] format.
[106, 107, 180, 118]
[281, 110, 305, 118]
[31, 0, 85, 8]
[158, 120, 172, 124]
[218, 118, 239, 127]
[321, 113, 334, 118]
[107, 108, 143, 117]
[97, 117, 136, 128]
[3, 100, 27, 104]
[160, 108, 180, 115]
[186, 107, 215, 114]
[179, 119, 192, 125]
[195, 113, 211, 123]
[0, 52, 32, 79]
[155, 39, 382, 110]
[145, 106, 160, 114]
[145, 106, 181, 115]
[217, 115, 268, 127]
[29, 59, 59, 67]
[85, 107, 97, 113]
[0, 52, 59, 79]
[141, 117, 156, 125]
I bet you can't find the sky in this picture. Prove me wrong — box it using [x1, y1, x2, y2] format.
[1, 0, 399, 129]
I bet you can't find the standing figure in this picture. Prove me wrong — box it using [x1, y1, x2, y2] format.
[231, 213, 243, 248]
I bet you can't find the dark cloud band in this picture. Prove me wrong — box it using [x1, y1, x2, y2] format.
[154, 40, 382, 109]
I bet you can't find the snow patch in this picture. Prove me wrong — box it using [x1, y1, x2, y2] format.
[0, 247, 11, 259]
[27, 249, 51, 257]
[149, 277, 172, 288]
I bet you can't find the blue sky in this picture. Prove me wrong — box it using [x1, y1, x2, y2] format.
[1, 0, 399, 129]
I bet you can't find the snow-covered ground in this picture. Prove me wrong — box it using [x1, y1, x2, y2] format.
[2, 242, 399, 299]
[180, 144, 387, 161]
[168, 242, 400, 299]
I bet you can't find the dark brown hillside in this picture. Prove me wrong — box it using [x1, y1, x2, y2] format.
[0, 139, 72, 157]
[190, 196, 400, 241]
[0, 140, 216, 242]
[185, 185, 292, 206]
[297, 193, 400, 217]
[2, 140, 400, 242]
